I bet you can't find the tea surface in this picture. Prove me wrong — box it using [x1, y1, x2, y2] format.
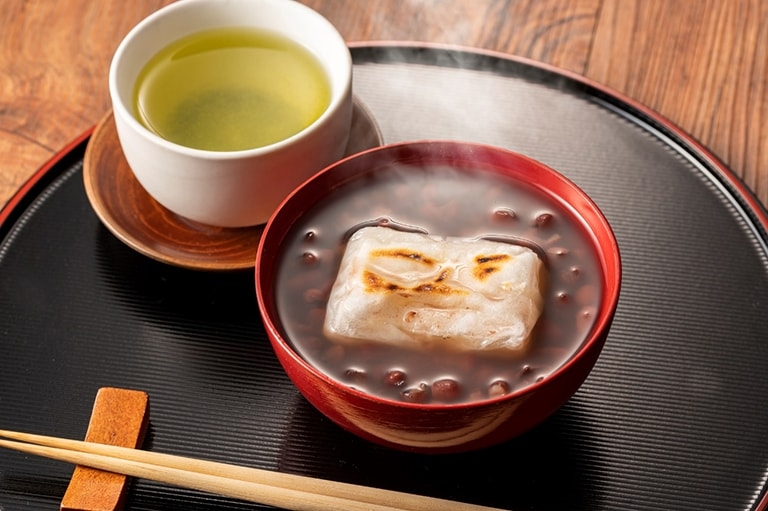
[133, 27, 330, 151]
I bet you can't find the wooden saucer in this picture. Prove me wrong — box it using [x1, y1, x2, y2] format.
[83, 99, 383, 271]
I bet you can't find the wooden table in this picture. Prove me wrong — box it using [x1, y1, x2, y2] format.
[1, 0, 766, 209]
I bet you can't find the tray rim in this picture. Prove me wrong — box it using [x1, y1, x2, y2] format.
[0, 129, 92, 232]
[347, 41, 768, 236]
[1, 41, 767, 511]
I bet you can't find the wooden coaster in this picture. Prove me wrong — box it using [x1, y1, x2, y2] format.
[60, 388, 150, 511]
[83, 98, 383, 271]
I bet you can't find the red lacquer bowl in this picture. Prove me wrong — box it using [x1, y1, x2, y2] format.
[256, 141, 621, 453]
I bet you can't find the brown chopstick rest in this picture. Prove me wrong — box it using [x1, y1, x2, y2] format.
[60, 387, 150, 511]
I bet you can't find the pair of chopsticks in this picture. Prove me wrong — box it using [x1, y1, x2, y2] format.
[0, 429, 508, 511]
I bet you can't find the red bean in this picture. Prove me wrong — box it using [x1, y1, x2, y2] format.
[534, 212, 554, 228]
[401, 383, 430, 403]
[548, 247, 569, 258]
[492, 207, 517, 221]
[432, 378, 461, 402]
[344, 368, 367, 383]
[562, 265, 582, 283]
[488, 380, 511, 398]
[384, 369, 407, 388]
[577, 306, 597, 333]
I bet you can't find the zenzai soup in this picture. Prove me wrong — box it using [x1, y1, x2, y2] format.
[275, 163, 603, 405]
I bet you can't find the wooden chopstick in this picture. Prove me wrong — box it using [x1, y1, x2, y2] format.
[0, 430, 508, 511]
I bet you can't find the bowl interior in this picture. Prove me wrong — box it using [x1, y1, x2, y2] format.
[256, 141, 621, 410]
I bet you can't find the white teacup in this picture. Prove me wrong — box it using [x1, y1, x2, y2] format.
[109, 0, 353, 227]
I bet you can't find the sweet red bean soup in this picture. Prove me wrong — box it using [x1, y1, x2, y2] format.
[274, 162, 603, 405]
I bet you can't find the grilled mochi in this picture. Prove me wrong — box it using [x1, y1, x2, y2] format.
[323, 226, 546, 352]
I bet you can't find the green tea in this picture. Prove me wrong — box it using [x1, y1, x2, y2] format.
[133, 27, 331, 151]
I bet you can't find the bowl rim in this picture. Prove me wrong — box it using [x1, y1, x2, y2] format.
[255, 139, 622, 410]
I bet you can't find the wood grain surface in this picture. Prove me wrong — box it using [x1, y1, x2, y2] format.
[1, 0, 766, 208]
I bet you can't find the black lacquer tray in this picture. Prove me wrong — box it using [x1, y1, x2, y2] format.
[2, 44, 767, 511]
